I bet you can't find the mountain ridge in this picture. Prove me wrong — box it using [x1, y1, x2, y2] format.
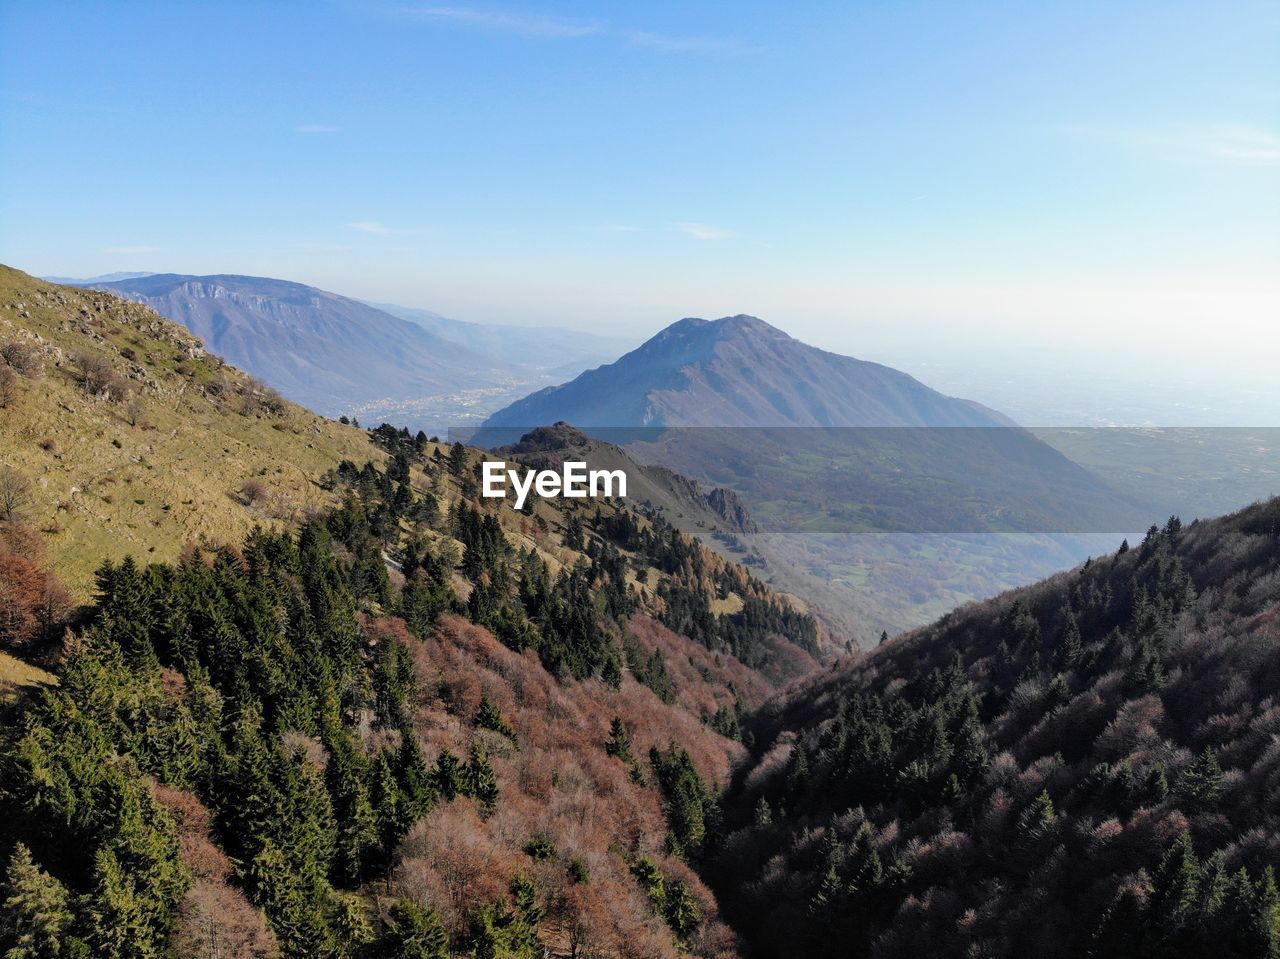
[90, 272, 504, 419]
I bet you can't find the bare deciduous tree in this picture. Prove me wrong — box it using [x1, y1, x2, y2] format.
[0, 363, 17, 409]
[0, 466, 33, 523]
[72, 350, 127, 400]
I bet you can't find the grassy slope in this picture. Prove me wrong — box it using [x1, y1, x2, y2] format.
[0, 265, 380, 597]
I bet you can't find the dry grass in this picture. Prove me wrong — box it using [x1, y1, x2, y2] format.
[0, 265, 382, 597]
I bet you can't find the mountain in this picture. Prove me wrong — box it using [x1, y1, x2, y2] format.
[480, 315, 1148, 645]
[710, 498, 1280, 958]
[87, 272, 513, 424]
[0, 269, 824, 958]
[42, 271, 156, 285]
[482, 314, 1013, 430]
[366, 300, 636, 380]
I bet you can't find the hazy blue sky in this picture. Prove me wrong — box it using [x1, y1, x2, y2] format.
[1, 0, 1277, 411]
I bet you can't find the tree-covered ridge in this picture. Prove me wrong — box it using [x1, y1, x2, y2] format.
[0, 422, 820, 958]
[713, 499, 1280, 958]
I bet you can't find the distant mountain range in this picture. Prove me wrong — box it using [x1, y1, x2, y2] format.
[51, 272, 630, 431]
[86, 273, 498, 417]
[43, 271, 157, 284]
[366, 300, 634, 379]
[483, 314, 1011, 429]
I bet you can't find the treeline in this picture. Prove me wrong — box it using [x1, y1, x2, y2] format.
[362, 424, 816, 682]
[713, 505, 1280, 958]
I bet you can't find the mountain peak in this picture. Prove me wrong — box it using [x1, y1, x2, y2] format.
[484, 314, 1010, 429]
[662, 313, 789, 340]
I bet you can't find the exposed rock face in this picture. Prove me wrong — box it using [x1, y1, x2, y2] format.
[706, 486, 756, 534]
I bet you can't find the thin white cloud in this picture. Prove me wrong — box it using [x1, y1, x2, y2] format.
[405, 5, 601, 38]
[1051, 123, 1280, 166]
[674, 221, 734, 241]
[103, 245, 159, 254]
[294, 123, 341, 134]
[348, 221, 428, 236]
[626, 30, 758, 55]
[1207, 126, 1280, 164]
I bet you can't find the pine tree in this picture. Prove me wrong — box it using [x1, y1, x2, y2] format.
[447, 442, 468, 478]
[383, 899, 449, 959]
[372, 748, 404, 852]
[953, 714, 990, 786]
[465, 742, 500, 815]
[432, 748, 463, 802]
[1148, 831, 1201, 943]
[475, 695, 517, 743]
[396, 730, 436, 823]
[663, 880, 701, 940]
[509, 875, 543, 954]
[600, 651, 623, 689]
[1177, 748, 1225, 813]
[330, 893, 376, 958]
[85, 846, 154, 959]
[1059, 605, 1084, 669]
[0, 845, 76, 959]
[1144, 763, 1170, 804]
[1017, 788, 1057, 841]
[606, 716, 634, 764]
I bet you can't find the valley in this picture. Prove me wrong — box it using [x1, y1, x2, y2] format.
[1, 271, 1275, 959]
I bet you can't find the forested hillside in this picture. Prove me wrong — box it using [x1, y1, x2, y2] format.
[0, 273, 824, 958]
[0, 433, 819, 958]
[711, 497, 1280, 958]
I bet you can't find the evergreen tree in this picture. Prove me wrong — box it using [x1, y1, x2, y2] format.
[85, 846, 155, 959]
[1148, 831, 1201, 945]
[1017, 788, 1057, 841]
[606, 716, 634, 764]
[0, 845, 76, 959]
[464, 742, 500, 815]
[432, 748, 463, 802]
[475, 695, 517, 744]
[1177, 748, 1225, 813]
[663, 880, 701, 940]
[383, 899, 449, 959]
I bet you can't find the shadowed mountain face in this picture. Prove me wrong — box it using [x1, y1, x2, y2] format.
[483, 315, 1013, 429]
[711, 498, 1280, 959]
[91, 273, 504, 417]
